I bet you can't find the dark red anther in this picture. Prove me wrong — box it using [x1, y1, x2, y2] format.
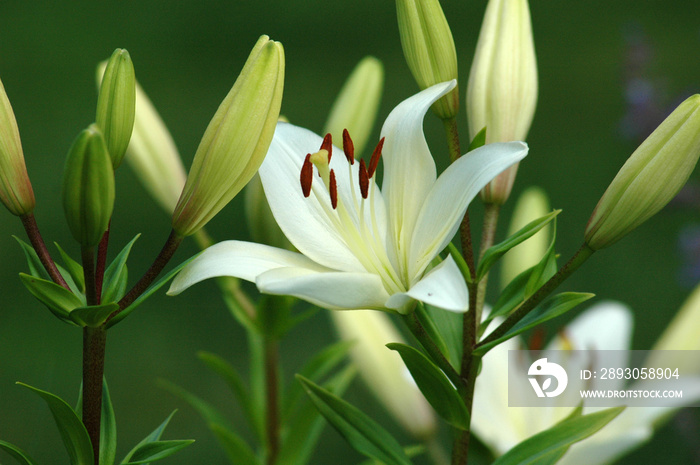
[321, 133, 333, 162]
[368, 137, 385, 178]
[359, 159, 369, 199]
[300, 153, 313, 197]
[329, 169, 338, 209]
[342, 129, 355, 164]
[528, 327, 546, 351]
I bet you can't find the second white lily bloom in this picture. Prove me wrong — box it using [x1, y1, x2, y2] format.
[169, 81, 527, 313]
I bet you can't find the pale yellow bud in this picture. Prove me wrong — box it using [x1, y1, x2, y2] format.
[330, 310, 436, 439]
[585, 95, 700, 250]
[468, 0, 538, 204]
[172, 36, 285, 236]
[396, 0, 459, 119]
[323, 57, 384, 156]
[501, 186, 550, 289]
[0, 77, 35, 216]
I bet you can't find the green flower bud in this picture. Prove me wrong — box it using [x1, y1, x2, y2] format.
[468, 0, 538, 204]
[501, 186, 550, 289]
[172, 35, 285, 237]
[96, 49, 136, 169]
[0, 77, 35, 216]
[331, 310, 436, 439]
[585, 95, 700, 250]
[323, 56, 384, 156]
[244, 173, 292, 250]
[62, 125, 115, 247]
[396, 0, 459, 119]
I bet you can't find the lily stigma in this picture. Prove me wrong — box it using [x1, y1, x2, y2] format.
[169, 81, 528, 314]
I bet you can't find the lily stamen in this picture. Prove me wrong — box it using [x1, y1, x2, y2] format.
[368, 137, 384, 178]
[300, 153, 313, 197]
[359, 159, 369, 199]
[342, 128, 355, 164]
[329, 169, 338, 209]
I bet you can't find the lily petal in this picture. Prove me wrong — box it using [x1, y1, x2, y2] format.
[409, 141, 528, 278]
[256, 267, 391, 310]
[168, 240, 329, 295]
[386, 255, 469, 313]
[380, 81, 455, 268]
[260, 122, 388, 273]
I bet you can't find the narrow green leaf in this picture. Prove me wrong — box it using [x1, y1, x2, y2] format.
[120, 411, 177, 464]
[13, 236, 50, 280]
[102, 234, 140, 303]
[296, 375, 412, 465]
[477, 210, 561, 280]
[19, 273, 82, 324]
[0, 440, 39, 465]
[283, 339, 355, 421]
[278, 366, 356, 465]
[101, 379, 117, 465]
[422, 303, 462, 366]
[524, 219, 558, 298]
[492, 407, 625, 465]
[386, 343, 469, 430]
[467, 126, 487, 152]
[208, 423, 261, 465]
[446, 243, 471, 283]
[122, 440, 194, 464]
[413, 303, 452, 367]
[475, 292, 595, 356]
[197, 351, 256, 436]
[69, 303, 119, 327]
[107, 255, 195, 328]
[18, 382, 94, 465]
[54, 242, 86, 292]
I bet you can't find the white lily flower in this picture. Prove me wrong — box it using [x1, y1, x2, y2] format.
[169, 81, 527, 313]
[473, 302, 700, 464]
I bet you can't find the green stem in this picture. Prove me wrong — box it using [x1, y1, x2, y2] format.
[94, 221, 111, 304]
[475, 203, 501, 324]
[111, 229, 184, 319]
[82, 246, 97, 306]
[478, 243, 595, 350]
[83, 325, 106, 465]
[403, 312, 465, 397]
[442, 117, 462, 164]
[264, 337, 280, 465]
[19, 213, 69, 289]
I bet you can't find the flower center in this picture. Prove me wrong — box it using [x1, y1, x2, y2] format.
[298, 130, 404, 294]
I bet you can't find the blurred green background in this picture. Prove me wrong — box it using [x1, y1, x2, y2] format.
[1, 0, 699, 463]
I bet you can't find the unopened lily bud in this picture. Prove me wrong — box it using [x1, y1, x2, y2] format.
[468, 0, 538, 204]
[62, 125, 115, 247]
[244, 173, 292, 250]
[96, 48, 136, 169]
[123, 77, 186, 214]
[501, 186, 550, 289]
[585, 95, 700, 250]
[396, 0, 459, 119]
[331, 310, 436, 439]
[172, 35, 284, 237]
[0, 77, 35, 216]
[323, 57, 384, 156]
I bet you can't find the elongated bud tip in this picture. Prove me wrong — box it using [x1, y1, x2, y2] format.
[0, 77, 35, 216]
[172, 35, 284, 236]
[96, 48, 136, 169]
[585, 94, 700, 249]
[396, 0, 459, 119]
[62, 124, 115, 247]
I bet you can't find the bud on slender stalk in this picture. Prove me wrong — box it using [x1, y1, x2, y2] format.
[0, 77, 35, 216]
[330, 310, 436, 439]
[585, 95, 700, 250]
[62, 125, 115, 247]
[96, 48, 136, 169]
[396, 0, 459, 119]
[323, 57, 384, 156]
[172, 35, 285, 237]
[501, 186, 550, 289]
[468, 0, 538, 204]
